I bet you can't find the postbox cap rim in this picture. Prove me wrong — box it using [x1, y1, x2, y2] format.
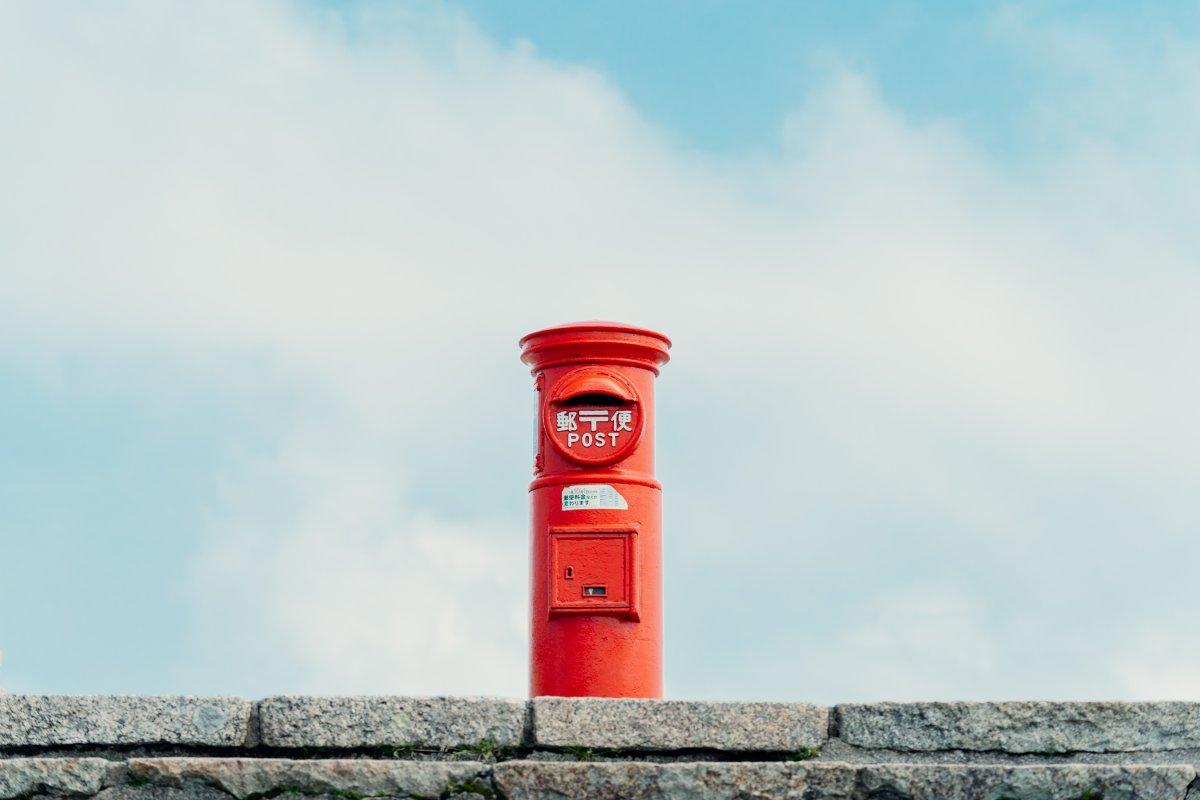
[520, 321, 671, 373]
[518, 320, 672, 348]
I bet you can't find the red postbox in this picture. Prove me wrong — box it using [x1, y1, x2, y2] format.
[520, 321, 671, 698]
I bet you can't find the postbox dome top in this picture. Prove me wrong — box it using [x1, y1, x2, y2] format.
[519, 320, 671, 374]
[520, 320, 672, 346]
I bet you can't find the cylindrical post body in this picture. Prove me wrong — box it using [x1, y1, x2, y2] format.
[519, 322, 670, 698]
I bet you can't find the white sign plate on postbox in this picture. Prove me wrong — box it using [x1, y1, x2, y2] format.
[561, 484, 628, 511]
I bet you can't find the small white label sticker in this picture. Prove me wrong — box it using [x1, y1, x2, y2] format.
[561, 484, 628, 511]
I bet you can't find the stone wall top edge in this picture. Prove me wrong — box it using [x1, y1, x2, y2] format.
[5, 698, 1200, 756]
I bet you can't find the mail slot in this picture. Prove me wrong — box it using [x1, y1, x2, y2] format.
[544, 369, 642, 466]
[520, 321, 670, 698]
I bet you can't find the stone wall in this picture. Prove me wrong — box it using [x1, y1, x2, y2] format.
[4, 696, 1200, 799]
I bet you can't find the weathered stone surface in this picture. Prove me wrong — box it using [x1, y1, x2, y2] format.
[0, 696, 251, 747]
[257, 696, 525, 750]
[858, 764, 1196, 800]
[531, 698, 829, 752]
[95, 787, 230, 800]
[821, 736, 1200, 765]
[0, 758, 109, 799]
[836, 702, 1200, 753]
[494, 760, 858, 799]
[494, 761, 1196, 800]
[128, 758, 491, 800]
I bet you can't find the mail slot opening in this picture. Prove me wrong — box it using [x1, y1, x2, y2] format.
[583, 585, 607, 596]
[561, 392, 625, 407]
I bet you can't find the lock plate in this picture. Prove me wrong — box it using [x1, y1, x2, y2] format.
[548, 527, 638, 618]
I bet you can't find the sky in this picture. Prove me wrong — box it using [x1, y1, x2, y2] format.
[2, 0, 1199, 701]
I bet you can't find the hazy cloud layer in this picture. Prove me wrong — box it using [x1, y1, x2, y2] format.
[2, 1, 1199, 699]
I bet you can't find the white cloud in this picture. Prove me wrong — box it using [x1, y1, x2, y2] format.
[1115, 629, 1200, 700]
[3, 0, 1200, 697]
[765, 585, 1003, 703]
[193, 420, 526, 695]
